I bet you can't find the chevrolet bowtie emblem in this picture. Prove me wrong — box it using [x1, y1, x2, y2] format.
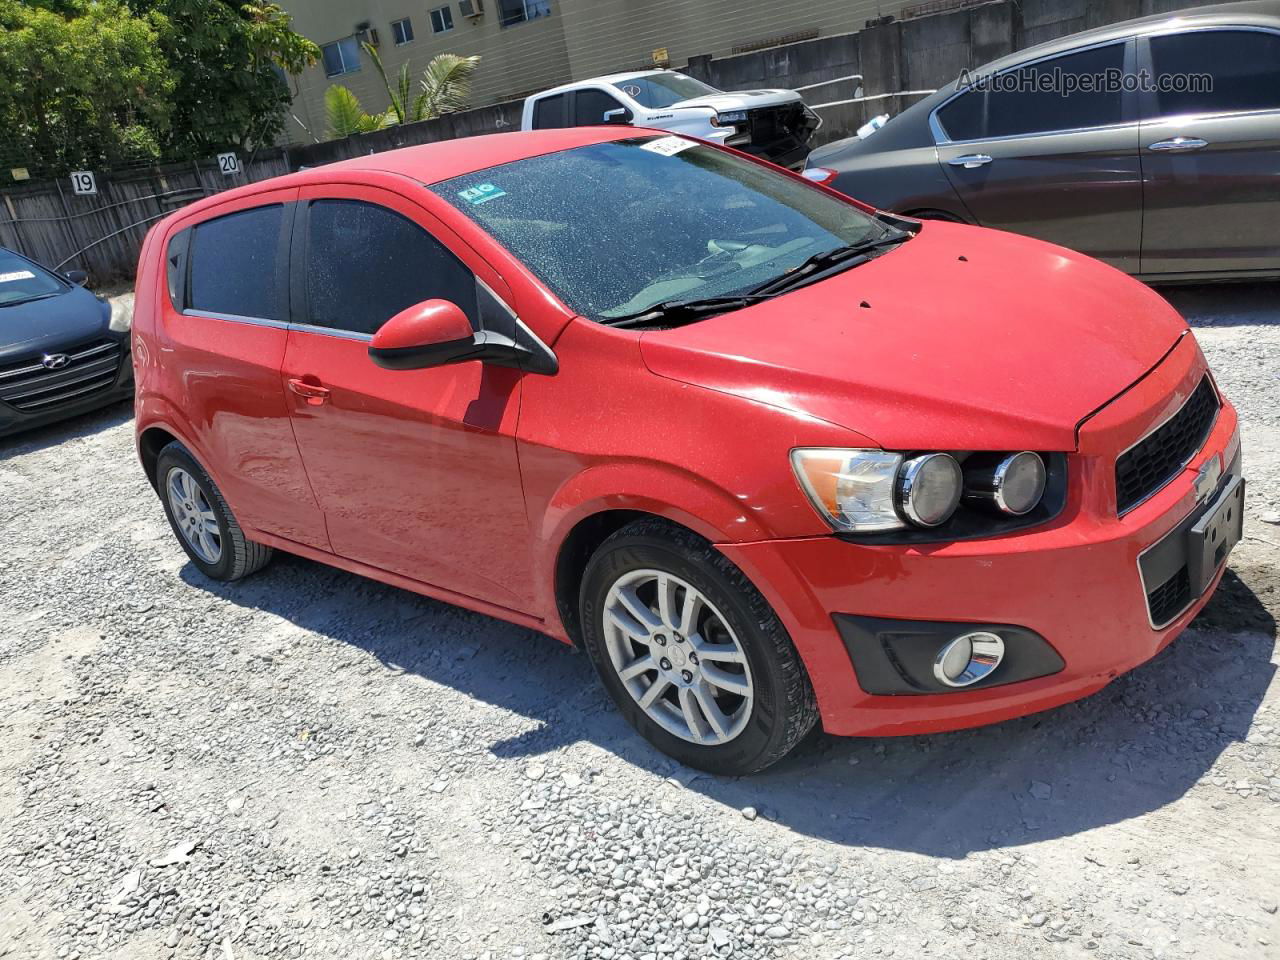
[1193, 456, 1221, 503]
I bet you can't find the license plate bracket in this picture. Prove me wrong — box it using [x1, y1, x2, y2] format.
[1186, 474, 1244, 596]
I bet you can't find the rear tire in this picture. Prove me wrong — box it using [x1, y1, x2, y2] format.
[155, 442, 272, 581]
[580, 518, 817, 775]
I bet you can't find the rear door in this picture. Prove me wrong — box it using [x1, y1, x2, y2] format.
[1137, 28, 1280, 276]
[165, 189, 329, 550]
[281, 184, 535, 611]
[934, 40, 1142, 271]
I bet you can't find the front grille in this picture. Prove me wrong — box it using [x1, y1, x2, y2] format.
[1115, 376, 1219, 514]
[742, 103, 819, 163]
[1146, 565, 1192, 628]
[0, 338, 123, 412]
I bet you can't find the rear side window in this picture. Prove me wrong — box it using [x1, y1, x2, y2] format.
[1149, 30, 1280, 117]
[939, 43, 1125, 140]
[532, 93, 568, 129]
[573, 89, 626, 124]
[303, 199, 476, 336]
[187, 205, 284, 320]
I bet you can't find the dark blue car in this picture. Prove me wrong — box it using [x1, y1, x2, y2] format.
[0, 247, 133, 438]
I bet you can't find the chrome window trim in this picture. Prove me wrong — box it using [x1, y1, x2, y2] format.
[1115, 374, 1220, 517]
[929, 35, 1134, 145]
[182, 309, 290, 330]
[287, 321, 373, 343]
[1140, 24, 1280, 123]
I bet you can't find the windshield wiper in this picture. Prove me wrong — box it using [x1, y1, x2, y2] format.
[604, 294, 777, 329]
[746, 231, 911, 297]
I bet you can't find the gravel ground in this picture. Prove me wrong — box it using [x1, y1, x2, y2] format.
[1, 284, 1278, 960]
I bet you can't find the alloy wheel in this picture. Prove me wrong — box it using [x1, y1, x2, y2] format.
[166, 467, 222, 564]
[601, 568, 754, 745]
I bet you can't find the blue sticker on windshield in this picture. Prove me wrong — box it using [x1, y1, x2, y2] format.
[458, 183, 506, 205]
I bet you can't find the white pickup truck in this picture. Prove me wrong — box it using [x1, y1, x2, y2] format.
[521, 70, 821, 169]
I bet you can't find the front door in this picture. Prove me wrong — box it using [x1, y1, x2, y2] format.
[281, 185, 536, 612]
[934, 40, 1142, 271]
[1138, 28, 1280, 276]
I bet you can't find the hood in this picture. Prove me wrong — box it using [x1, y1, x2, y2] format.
[639, 222, 1188, 451]
[0, 285, 111, 364]
[671, 89, 803, 112]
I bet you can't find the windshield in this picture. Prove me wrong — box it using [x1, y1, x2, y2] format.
[614, 72, 721, 109]
[0, 250, 64, 307]
[433, 137, 891, 321]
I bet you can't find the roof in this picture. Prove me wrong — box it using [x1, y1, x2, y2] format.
[326, 127, 637, 184]
[533, 70, 675, 98]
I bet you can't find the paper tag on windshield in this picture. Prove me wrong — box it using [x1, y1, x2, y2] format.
[640, 136, 696, 157]
[0, 270, 35, 283]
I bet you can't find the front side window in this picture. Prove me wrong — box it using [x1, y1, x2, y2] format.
[429, 6, 453, 34]
[1149, 30, 1280, 117]
[433, 138, 890, 321]
[614, 72, 720, 109]
[498, 0, 551, 27]
[188, 205, 284, 320]
[0, 249, 65, 307]
[938, 42, 1125, 140]
[304, 199, 475, 335]
[392, 17, 414, 44]
[573, 89, 626, 125]
[321, 36, 361, 76]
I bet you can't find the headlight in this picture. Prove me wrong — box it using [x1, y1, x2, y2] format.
[716, 110, 748, 125]
[962, 451, 1047, 516]
[108, 297, 133, 333]
[792, 448, 964, 532]
[897, 453, 963, 527]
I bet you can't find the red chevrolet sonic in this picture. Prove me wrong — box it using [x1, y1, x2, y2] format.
[132, 128, 1244, 774]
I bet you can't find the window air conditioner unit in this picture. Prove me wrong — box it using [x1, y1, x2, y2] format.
[459, 0, 484, 18]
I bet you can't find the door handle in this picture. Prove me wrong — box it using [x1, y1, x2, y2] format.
[1148, 137, 1208, 152]
[288, 378, 331, 406]
[948, 154, 993, 169]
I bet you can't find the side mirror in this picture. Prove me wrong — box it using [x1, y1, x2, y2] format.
[64, 269, 88, 286]
[369, 300, 480, 371]
[603, 107, 633, 124]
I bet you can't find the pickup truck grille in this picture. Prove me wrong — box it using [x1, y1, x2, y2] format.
[1115, 376, 1219, 514]
[741, 103, 820, 168]
[0, 339, 123, 412]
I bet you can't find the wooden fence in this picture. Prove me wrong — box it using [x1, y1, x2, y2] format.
[0, 150, 293, 285]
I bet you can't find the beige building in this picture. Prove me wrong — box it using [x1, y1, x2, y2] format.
[280, 0, 912, 143]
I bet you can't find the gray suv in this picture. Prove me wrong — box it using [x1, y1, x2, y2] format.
[806, 1, 1280, 280]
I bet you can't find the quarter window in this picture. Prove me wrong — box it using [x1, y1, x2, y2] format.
[573, 89, 627, 125]
[321, 36, 361, 76]
[188, 205, 284, 321]
[531, 93, 568, 129]
[1149, 30, 1280, 117]
[303, 200, 476, 336]
[429, 6, 453, 34]
[391, 17, 414, 44]
[938, 43, 1125, 140]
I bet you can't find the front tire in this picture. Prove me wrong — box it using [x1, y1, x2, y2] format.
[580, 519, 817, 775]
[155, 442, 272, 581]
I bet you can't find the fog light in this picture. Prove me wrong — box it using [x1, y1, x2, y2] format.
[933, 631, 1005, 687]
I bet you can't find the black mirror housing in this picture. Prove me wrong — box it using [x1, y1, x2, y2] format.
[64, 269, 88, 286]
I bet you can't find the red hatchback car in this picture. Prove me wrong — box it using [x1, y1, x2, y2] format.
[133, 128, 1243, 774]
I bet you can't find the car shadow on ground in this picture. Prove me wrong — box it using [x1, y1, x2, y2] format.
[183, 547, 1276, 859]
[0, 399, 133, 463]
[1156, 281, 1280, 328]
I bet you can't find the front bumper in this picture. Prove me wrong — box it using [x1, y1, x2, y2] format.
[719, 335, 1243, 737]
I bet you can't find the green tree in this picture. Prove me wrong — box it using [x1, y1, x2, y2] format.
[324, 86, 385, 139]
[129, 0, 318, 154]
[0, 0, 174, 176]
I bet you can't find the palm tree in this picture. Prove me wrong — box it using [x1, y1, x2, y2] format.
[324, 86, 385, 138]
[364, 43, 481, 124]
